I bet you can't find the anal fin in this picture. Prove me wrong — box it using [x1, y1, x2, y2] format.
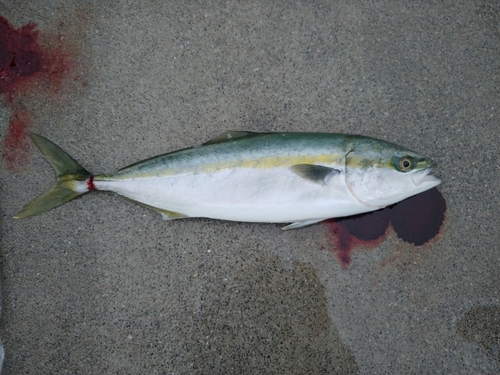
[127, 200, 189, 221]
[158, 209, 189, 221]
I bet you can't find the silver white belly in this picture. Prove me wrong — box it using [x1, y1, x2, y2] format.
[94, 167, 369, 223]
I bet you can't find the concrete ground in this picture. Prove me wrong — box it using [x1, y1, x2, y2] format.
[1, 1, 499, 374]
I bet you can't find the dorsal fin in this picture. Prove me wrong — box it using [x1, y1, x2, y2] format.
[202, 131, 257, 146]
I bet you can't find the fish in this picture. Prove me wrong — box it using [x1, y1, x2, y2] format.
[14, 131, 441, 229]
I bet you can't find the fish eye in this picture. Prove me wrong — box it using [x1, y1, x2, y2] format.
[398, 157, 413, 172]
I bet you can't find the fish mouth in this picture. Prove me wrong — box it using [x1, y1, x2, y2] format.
[412, 168, 442, 187]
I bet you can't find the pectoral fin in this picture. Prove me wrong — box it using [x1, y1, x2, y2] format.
[282, 219, 325, 230]
[290, 164, 340, 185]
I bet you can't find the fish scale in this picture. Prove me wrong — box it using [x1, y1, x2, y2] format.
[14, 131, 441, 230]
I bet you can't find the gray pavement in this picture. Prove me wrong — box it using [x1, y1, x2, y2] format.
[1, 1, 499, 374]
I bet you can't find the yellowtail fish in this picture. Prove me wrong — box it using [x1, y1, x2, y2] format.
[14, 132, 441, 229]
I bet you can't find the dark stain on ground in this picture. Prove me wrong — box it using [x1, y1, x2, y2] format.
[325, 187, 446, 266]
[0, 15, 79, 171]
[457, 305, 500, 363]
[186, 252, 358, 374]
[1, 17, 47, 95]
[390, 187, 446, 245]
[325, 208, 391, 266]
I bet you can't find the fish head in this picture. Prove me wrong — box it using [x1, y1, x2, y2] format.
[344, 137, 442, 208]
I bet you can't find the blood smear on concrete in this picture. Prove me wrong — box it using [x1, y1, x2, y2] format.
[325, 187, 446, 267]
[1, 15, 72, 170]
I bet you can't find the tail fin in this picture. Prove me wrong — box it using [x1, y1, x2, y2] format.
[14, 134, 92, 219]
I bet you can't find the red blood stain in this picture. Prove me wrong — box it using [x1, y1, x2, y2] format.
[86, 176, 96, 191]
[325, 208, 391, 267]
[3, 112, 31, 168]
[1, 19, 41, 96]
[0, 15, 73, 171]
[325, 187, 446, 266]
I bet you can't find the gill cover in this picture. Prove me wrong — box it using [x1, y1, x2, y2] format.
[344, 144, 441, 208]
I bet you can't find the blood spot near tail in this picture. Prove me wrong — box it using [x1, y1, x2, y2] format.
[86, 176, 96, 191]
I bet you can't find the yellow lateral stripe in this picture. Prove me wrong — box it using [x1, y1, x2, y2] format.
[160, 153, 344, 177]
[96, 153, 347, 180]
